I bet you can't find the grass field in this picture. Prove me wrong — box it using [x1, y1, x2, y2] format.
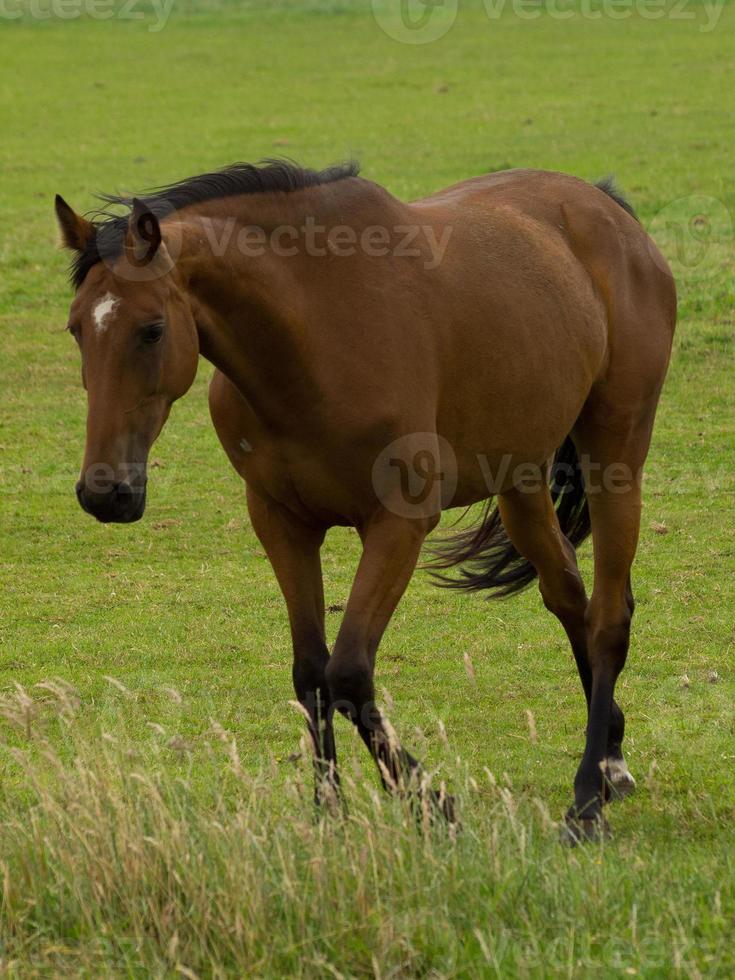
[1, 1, 734, 975]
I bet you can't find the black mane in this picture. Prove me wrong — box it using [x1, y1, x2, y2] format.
[70, 158, 360, 289]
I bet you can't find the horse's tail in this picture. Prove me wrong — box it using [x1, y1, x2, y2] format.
[428, 437, 591, 598]
[595, 176, 639, 221]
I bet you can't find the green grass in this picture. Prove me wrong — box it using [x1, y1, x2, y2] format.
[1, 1, 734, 975]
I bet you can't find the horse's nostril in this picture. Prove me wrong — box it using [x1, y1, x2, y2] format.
[75, 476, 146, 523]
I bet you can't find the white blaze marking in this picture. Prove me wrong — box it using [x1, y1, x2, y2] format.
[93, 293, 119, 334]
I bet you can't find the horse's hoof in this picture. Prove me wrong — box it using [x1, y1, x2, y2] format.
[426, 788, 458, 826]
[438, 791, 459, 827]
[413, 788, 459, 830]
[605, 757, 636, 801]
[560, 812, 610, 846]
[313, 780, 344, 820]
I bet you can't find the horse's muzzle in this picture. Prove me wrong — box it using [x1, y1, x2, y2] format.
[76, 479, 147, 524]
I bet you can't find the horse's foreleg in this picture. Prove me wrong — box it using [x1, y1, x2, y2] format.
[325, 512, 451, 815]
[245, 488, 337, 805]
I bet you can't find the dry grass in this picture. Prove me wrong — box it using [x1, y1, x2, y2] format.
[0, 682, 732, 978]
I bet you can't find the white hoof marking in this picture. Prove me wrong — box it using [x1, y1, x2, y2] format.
[606, 756, 636, 798]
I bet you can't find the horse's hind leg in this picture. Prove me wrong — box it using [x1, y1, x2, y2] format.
[561, 418, 654, 840]
[497, 481, 633, 801]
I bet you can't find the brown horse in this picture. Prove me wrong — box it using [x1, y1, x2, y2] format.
[56, 160, 676, 840]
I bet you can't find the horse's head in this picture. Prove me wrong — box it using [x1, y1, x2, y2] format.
[56, 196, 199, 523]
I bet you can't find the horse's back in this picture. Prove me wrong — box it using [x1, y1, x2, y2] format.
[408, 169, 676, 443]
[412, 167, 676, 362]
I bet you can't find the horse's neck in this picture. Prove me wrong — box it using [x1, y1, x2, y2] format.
[176, 195, 322, 429]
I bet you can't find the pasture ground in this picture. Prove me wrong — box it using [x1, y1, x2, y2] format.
[0, 1, 734, 975]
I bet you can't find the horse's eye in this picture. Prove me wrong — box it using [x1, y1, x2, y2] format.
[140, 323, 164, 345]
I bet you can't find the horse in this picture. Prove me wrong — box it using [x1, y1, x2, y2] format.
[55, 159, 676, 840]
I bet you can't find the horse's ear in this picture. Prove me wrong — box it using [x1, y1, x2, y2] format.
[55, 195, 95, 251]
[126, 198, 162, 263]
